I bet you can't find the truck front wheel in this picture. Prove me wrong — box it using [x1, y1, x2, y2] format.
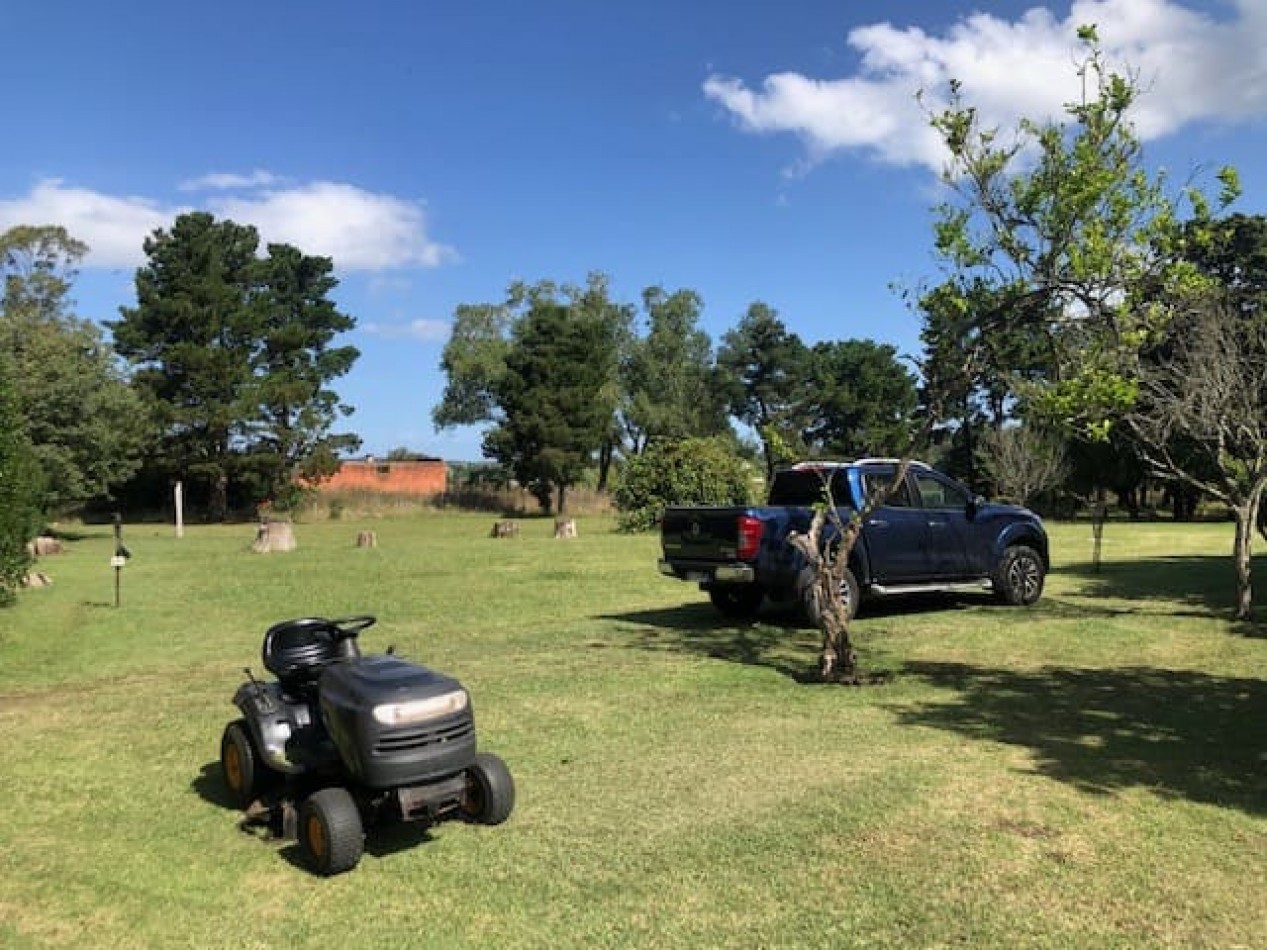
[994, 545, 1045, 606]
[708, 586, 764, 618]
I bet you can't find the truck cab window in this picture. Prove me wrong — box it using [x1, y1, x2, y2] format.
[914, 473, 969, 509]
[864, 471, 913, 507]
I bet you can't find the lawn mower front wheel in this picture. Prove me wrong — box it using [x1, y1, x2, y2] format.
[299, 788, 365, 876]
[461, 753, 515, 825]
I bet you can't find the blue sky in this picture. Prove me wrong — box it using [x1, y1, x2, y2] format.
[3, 0, 1265, 461]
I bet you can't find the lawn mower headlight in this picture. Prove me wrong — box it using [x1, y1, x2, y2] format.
[372, 690, 468, 726]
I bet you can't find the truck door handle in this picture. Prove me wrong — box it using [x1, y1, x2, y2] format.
[867, 519, 888, 528]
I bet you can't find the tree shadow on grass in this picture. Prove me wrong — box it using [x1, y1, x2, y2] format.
[1057, 556, 1264, 634]
[892, 661, 1267, 816]
[192, 761, 236, 810]
[600, 601, 821, 681]
[602, 599, 926, 684]
[1063, 556, 1233, 609]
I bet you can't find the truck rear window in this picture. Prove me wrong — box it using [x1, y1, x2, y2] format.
[767, 470, 850, 506]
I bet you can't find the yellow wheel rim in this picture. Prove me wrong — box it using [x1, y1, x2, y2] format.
[462, 777, 483, 817]
[224, 744, 243, 792]
[306, 815, 326, 859]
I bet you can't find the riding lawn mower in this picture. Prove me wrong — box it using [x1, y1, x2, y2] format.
[219, 615, 514, 875]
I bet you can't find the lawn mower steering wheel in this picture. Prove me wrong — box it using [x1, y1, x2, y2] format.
[330, 615, 377, 640]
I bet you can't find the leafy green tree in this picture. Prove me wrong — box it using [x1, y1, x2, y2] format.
[483, 297, 620, 513]
[716, 302, 812, 481]
[243, 243, 360, 504]
[1, 226, 152, 512]
[432, 302, 514, 429]
[111, 212, 259, 518]
[566, 274, 634, 489]
[802, 339, 918, 459]
[436, 274, 629, 501]
[924, 27, 1250, 613]
[111, 212, 360, 518]
[621, 287, 729, 453]
[613, 436, 753, 532]
[0, 355, 44, 605]
[917, 279, 1056, 484]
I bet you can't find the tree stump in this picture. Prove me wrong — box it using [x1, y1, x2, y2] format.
[356, 530, 378, 548]
[553, 518, 577, 539]
[252, 520, 297, 553]
[28, 536, 64, 557]
[491, 520, 520, 538]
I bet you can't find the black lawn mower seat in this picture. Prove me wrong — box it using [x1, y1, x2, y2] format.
[262, 618, 342, 695]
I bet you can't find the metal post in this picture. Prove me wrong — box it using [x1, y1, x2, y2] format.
[111, 513, 130, 607]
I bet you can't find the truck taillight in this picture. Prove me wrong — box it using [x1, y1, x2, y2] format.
[737, 515, 764, 560]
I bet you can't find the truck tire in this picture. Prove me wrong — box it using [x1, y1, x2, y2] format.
[708, 585, 764, 618]
[994, 545, 1045, 606]
[798, 565, 860, 625]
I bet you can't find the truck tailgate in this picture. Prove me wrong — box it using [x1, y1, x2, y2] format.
[661, 507, 747, 561]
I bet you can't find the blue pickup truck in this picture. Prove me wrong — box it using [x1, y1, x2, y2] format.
[658, 459, 1049, 619]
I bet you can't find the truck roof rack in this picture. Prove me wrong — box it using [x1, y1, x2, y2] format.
[787, 458, 931, 471]
[853, 458, 931, 469]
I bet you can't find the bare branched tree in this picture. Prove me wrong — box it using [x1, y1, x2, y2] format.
[788, 462, 917, 683]
[979, 424, 1068, 506]
[1125, 296, 1267, 619]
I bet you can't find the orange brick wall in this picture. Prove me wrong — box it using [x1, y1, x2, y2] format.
[318, 459, 447, 496]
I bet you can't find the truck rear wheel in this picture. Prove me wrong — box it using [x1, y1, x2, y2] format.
[708, 586, 764, 618]
[798, 565, 860, 625]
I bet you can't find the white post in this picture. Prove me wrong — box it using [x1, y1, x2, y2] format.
[175, 481, 184, 539]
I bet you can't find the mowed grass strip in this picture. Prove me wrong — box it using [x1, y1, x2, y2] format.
[0, 515, 1263, 947]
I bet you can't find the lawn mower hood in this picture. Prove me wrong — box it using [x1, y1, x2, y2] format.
[318, 654, 477, 789]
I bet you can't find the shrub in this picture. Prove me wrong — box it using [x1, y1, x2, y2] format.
[0, 361, 45, 605]
[614, 437, 754, 533]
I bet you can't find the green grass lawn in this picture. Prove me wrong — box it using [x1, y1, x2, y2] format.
[0, 514, 1263, 948]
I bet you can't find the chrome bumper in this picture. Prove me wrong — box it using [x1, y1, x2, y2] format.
[658, 560, 756, 584]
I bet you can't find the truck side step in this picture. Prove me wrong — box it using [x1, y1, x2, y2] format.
[869, 579, 993, 597]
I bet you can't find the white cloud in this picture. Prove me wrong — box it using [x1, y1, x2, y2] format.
[211, 181, 458, 270]
[0, 177, 456, 272]
[361, 318, 451, 343]
[704, 0, 1267, 172]
[179, 169, 280, 191]
[0, 179, 182, 268]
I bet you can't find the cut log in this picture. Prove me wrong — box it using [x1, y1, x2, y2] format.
[553, 518, 577, 539]
[21, 571, 53, 588]
[356, 530, 378, 548]
[491, 519, 520, 538]
[252, 520, 297, 553]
